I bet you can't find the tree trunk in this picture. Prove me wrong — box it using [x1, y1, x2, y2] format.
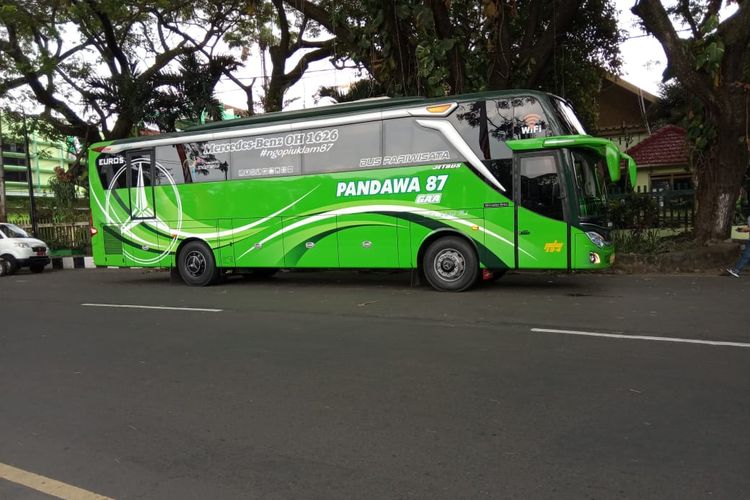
[264, 75, 287, 113]
[426, 0, 466, 94]
[693, 126, 748, 242]
[485, 0, 513, 89]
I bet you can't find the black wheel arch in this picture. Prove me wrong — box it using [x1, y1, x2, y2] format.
[416, 229, 480, 279]
[174, 237, 216, 266]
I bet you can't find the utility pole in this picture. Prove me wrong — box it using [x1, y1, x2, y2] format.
[22, 111, 37, 237]
[0, 108, 7, 223]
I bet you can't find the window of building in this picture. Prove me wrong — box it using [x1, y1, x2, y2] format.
[651, 174, 692, 191]
[3, 170, 28, 183]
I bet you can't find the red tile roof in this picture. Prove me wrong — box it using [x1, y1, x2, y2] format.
[626, 125, 688, 167]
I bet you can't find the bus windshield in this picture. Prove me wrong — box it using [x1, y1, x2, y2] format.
[554, 98, 587, 135]
[570, 149, 608, 224]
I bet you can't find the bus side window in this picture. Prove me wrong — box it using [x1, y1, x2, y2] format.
[230, 134, 301, 179]
[96, 153, 127, 190]
[383, 118, 461, 166]
[183, 142, 231, 183]
[155, 145, 185, 185]
[486, 159, 514, 200]
[447, 101, 486, 160]
[302, 122, 381, 174]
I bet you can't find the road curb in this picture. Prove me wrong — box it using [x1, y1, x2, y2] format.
[46, 256, 95, 270]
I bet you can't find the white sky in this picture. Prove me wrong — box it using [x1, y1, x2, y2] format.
[214, 0, 671, 111]
[615, 0, 667, 96]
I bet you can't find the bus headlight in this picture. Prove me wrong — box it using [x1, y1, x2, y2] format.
[589, 252, 601, 264]
[585, 231, 607, 248]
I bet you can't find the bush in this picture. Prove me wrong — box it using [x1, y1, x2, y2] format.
[608, 191, 660, 230]
[612, 229, 695, 254]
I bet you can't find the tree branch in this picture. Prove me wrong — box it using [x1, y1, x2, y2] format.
[632, 0, 716, 105]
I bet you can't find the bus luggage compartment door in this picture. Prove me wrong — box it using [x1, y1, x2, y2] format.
[232, 218, 285, 268]
[281, 215, 340, 268]
[336, 213, 400, 268]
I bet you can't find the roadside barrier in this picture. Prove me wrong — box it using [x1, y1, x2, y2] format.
[48, 256, 95, 270]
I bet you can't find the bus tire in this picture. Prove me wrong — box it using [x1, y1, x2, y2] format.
[177, 241, 220, 286]
[422, 236, 479, 292]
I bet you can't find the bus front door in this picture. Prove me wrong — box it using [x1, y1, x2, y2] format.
[123, 149, 161, 266]
[516, 152, 569, 269]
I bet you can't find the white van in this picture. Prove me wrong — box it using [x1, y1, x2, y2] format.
[0, 223, 50, 274]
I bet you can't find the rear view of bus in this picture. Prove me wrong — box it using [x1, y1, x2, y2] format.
[88, 91, 635, 291]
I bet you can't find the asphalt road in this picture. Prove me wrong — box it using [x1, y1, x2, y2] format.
[1, 269, 748, 499]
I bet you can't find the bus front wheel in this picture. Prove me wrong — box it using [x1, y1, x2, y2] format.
[422, 236, 478, 292]
[177, 241, 220, 286]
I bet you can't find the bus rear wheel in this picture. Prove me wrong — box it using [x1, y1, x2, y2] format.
[423, 236, 478, 292]
[177, 241, 220, 286]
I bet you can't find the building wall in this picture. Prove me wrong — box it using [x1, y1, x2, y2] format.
[1, 127, 76, 199]
[634, 165, 692, 192]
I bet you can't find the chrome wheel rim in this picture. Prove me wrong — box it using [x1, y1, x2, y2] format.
[434, 248, 465, 283]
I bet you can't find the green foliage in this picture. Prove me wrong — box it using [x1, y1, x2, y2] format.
[47, 167, 78, 222]
[611, 228, 665, 254]
[612, 229, 696, 255]
[317, 77, 387, 103]
[608, 191, 660, 230]
[144, 53, 237, 132]
[0, 0, 243, 154]
[316, 0, 623, 115]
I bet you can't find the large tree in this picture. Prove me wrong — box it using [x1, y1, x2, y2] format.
[286, 0, 623, 128]
[223, 0, 336, 112]
[0, 0, 243, 174]
[632, 1, 750, 242]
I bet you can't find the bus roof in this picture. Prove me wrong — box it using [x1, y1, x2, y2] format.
[98, 89, 554, 149]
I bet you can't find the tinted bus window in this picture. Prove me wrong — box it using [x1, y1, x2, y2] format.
[229, 133, 301, 179]
[96, 153, 127, 189]
[177, 141, 230, 183]
[448, 101, 486, 159]
[487, 159, 514, 200]
[155, 145, 185, 185]
[303, 122, 381, 173]
[383, 118, 460, 166]
[487, 96, 552, 140]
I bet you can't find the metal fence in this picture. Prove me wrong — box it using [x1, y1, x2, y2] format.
[609, 188, 695, 231]
[13, 217, 91, 251]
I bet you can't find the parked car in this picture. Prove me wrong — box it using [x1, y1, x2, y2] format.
[0, 223, 50, 274]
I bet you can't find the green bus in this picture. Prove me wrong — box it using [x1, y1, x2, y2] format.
[89, 90, 635, 291]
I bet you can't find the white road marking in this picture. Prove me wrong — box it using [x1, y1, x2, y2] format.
[0, 461, 113, 499]
[530, 328, 750, 349]
[82, 303, 222, 313]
